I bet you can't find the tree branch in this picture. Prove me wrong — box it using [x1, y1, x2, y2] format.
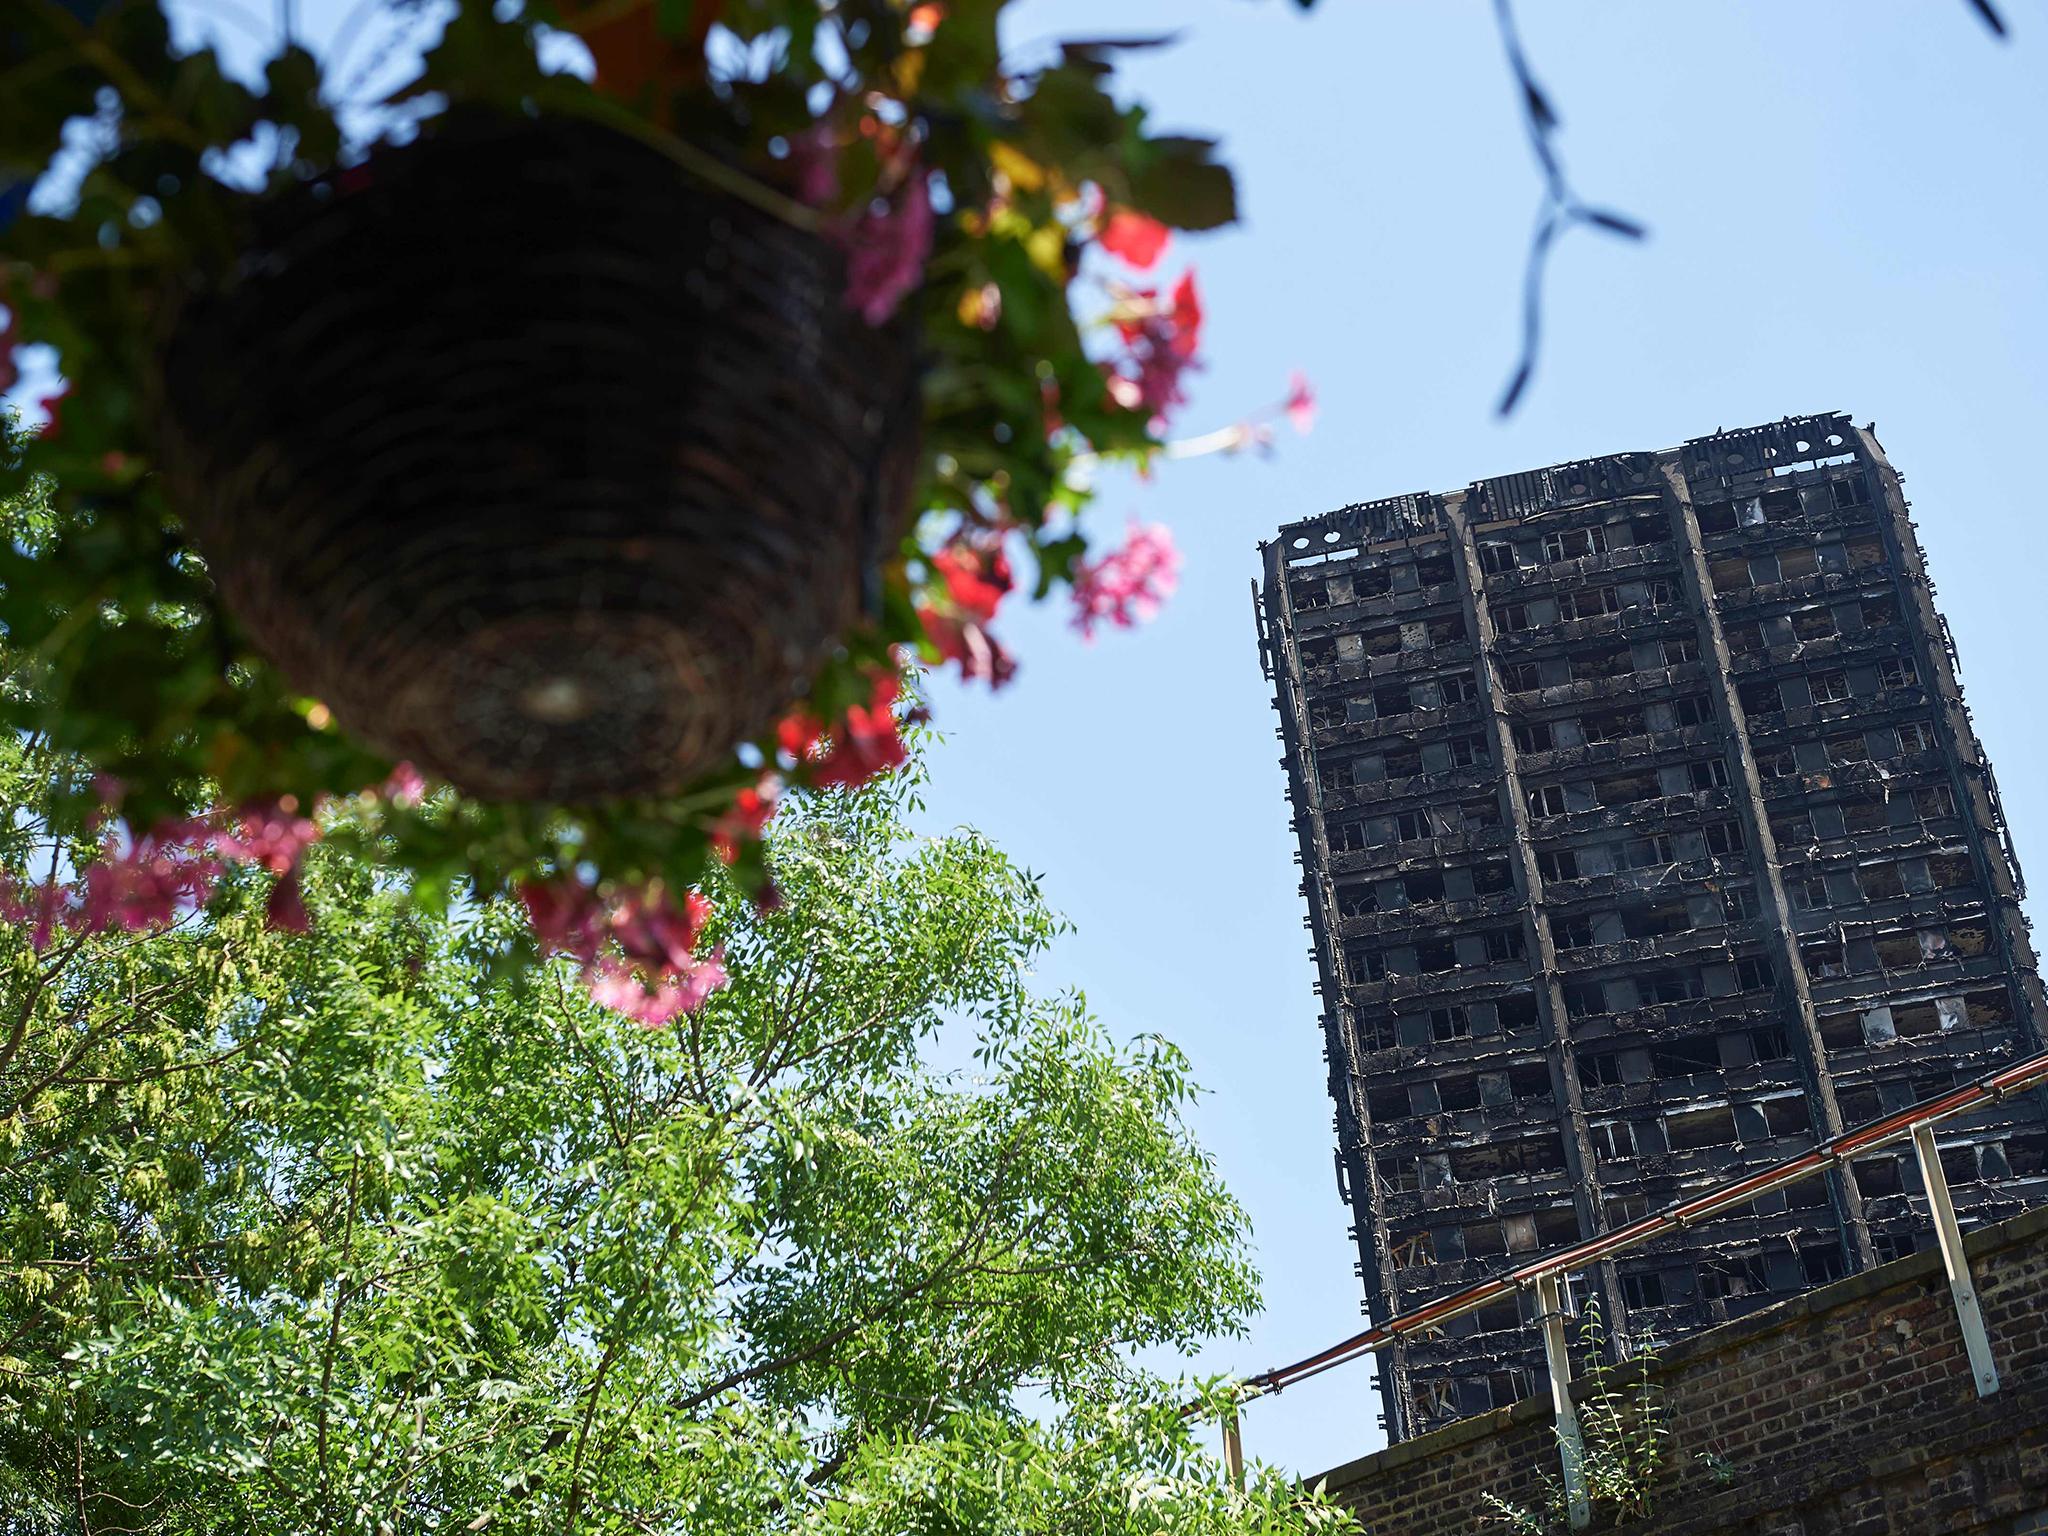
[1489, 0, 1645, 414]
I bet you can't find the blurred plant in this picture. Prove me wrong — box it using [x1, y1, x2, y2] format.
[0, 0, 1311, 1016]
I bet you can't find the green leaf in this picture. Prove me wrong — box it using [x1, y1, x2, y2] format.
[1125, 136, 1238, 231]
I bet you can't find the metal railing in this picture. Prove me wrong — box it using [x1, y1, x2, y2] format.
[1214, 1046, 2048, 1523]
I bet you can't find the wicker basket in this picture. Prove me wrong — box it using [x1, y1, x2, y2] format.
[156, 112, 921, 802]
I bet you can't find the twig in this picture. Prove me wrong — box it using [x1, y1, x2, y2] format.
[312, 1153, 363, 1536]
[1489, 0, 1646, 415]
[27, 0, 211, 153]
[1964, 0, 2009, 38]
[74, 1427, 93, 1536]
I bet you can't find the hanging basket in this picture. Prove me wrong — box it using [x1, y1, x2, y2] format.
[156, 112, 922, 802]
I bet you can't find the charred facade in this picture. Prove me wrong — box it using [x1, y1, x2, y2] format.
[1257, 413, 2048, 1442]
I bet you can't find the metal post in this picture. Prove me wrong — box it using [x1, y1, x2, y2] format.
[1911, 1123, 2000, 1397]
[1221, 1401, 1245, 1490]
[1536, 1272, 1592, 1530]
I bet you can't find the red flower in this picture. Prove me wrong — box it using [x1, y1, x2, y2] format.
[931, 536, 1012, 625]
[1099, 209, 1171, 271]
[812, 672, 912, 789]
[34, 382, 67, 440]
[918, 605, 1017, 690]
[265, 869, 310, 933]
[1103, 271, 1204, 425]
[520, 878, 609, 967]
[1167, 271, 1203, 360]
[711, 777, 782, 863]
[1040, 375, 1065, 438]
[777, 670, 917, 788]
[777, 707, 826, 764]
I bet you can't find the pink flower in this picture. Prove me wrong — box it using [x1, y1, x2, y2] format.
[522, 878, 728, 1024]
[0, 302, 17, 397]
[1099, 209, 1171, 271]
[586, 949, 728, 1028]
[216, 798, 320, 877]
[1163, 271, 1203, 358]
[79, 819, 222, 933]
[381, 761, 427, 808]
[1284, 370, 1317, 436]
[1071, 521, 1182, 640]
[2, 797, 327, 948]
[213, 798, 321, 932]
[789, 125, 841, 210]
[842, 170, 933, 326]
[0, 875, 78, 953]
[959, 281, 1002, 331]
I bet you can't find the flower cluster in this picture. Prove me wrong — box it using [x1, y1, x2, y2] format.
[0, 795, 320, 950]
[777, 670, 918, 790]
[840, 165, 935, 327]
[1071, 522, 1182, 640]
[1103, 271, 1205, 425]
[916, 533, 1017, 689]
[520, 878, 727, 1027]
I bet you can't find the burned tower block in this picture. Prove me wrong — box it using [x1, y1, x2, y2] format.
[1257, 413, 2047, 1443]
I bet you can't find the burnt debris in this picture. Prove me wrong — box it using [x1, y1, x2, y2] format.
[1257, 413, 2047, 1442]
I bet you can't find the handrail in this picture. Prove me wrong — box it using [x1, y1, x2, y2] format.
[1229, 1044, 2048, 1404]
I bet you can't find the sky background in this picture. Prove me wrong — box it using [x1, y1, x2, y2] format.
[46, 0, 2048, 1484]
[910, 0, 2048, 1479]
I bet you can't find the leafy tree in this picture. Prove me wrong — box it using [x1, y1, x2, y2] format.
[0, 734, 1349, 1535]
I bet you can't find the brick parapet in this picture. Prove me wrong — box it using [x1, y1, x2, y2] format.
[1315, 1203, 2048, 1533]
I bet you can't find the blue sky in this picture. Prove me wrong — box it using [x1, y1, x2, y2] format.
[910, 0, 2048, 1478]
[48, 0, 2048, 1483]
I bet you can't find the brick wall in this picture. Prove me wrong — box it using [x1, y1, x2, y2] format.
[1314, 1203, 2048, 1534]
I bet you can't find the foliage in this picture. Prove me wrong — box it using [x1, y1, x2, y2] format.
[1481, 1301, 1667, 1535]
[0, 0, 1296, 960]
[0, 733, 1350, 1535]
